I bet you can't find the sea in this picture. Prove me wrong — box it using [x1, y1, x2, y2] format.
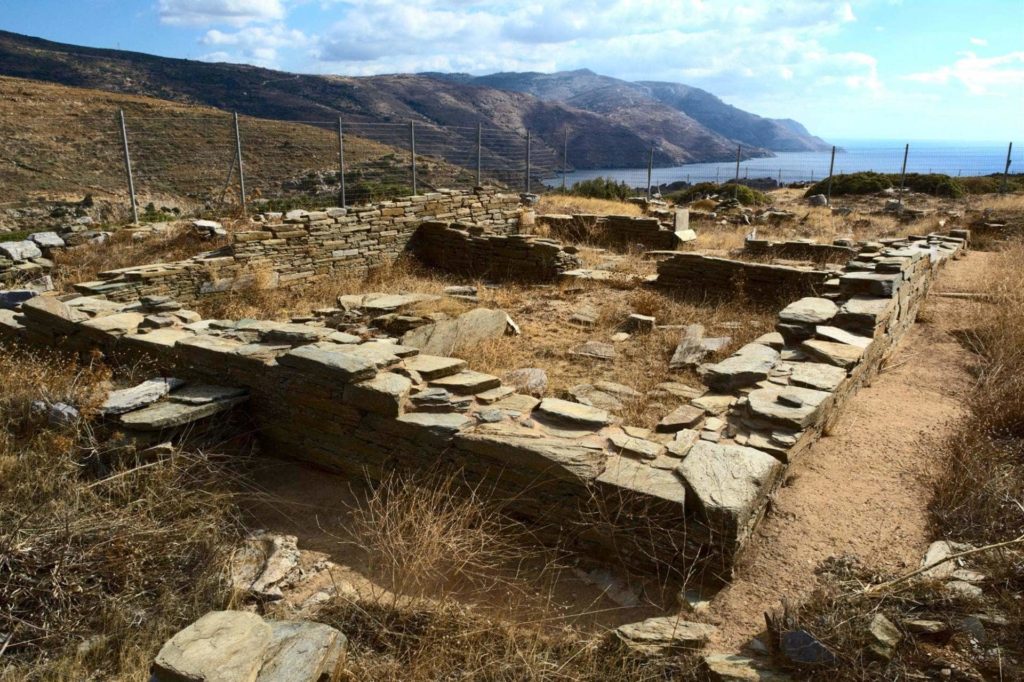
[546, 139, 1021, 189]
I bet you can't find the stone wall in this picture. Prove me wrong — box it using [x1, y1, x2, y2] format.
[538, 210, 692, 251]
[74, 188, 522, 304]
[412, 221, 583, 281]
[656, 253, 836, 302]
[743, 237, 858, 263]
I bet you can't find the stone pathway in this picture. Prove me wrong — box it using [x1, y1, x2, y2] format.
[705, 250, 989, 650]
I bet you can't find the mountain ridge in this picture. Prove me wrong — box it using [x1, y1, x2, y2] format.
[0, 30, 829, 170]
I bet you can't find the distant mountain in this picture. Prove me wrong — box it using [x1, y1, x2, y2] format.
[0, 31, 828, 172]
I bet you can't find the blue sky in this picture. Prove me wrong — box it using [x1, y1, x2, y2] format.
[1, 0, 1022, 140]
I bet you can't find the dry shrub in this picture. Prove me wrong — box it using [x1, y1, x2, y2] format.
[320, 471, 699, 681]
[0, 345, 241, 681]
[535, 195, 643, 217]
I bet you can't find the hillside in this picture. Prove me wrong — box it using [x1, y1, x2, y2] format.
[0, 31, 827, 169]
[0, 76, 470, 207]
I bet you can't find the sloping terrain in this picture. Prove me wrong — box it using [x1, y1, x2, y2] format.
[0, 76, 466, 205]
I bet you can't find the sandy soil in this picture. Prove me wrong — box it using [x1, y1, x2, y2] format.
[705, 250, 991, 650]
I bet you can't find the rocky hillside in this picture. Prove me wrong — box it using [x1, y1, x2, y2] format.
[446, 69, 831, 154]
[0, 31, 826, 170]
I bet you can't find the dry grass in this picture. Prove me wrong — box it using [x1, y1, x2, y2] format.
[50, 223, 230, 289]
[0, 345, 243, 681]
[536, 195, 643, 217]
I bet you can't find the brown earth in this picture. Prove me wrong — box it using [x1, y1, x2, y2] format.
[706, 250, 990, 650]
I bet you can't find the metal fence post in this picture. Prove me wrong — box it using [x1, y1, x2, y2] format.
[337, 117, 346, 208]
[476, 122, 482, 187]
[646, 146, 654, 199]
[734, 145, 741, 183]
[826, 145, 836, 204]
[898, 143, 909, 207]
[562, 129, 569, 191]
[233, 112, 246, 217]
[525, 131, 531, 194]
[1001, 142, 1013, 194]
[118, 109, 139, 224]
[410, 121, 417, 195]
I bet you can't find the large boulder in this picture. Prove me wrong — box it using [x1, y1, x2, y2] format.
[402, 308, 515, 356]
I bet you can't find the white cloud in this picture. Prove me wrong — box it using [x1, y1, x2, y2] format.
[904, 50, 1024, 95]
[970, 37, 988, 46]
[200, 24, 306, 66]
[158, 0, 286, 27]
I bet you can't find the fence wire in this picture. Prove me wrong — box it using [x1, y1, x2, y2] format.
[0, 107, 1018, 214]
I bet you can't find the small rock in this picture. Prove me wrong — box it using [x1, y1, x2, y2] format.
[780, 629, 836, 665]
[505, 368, 547, 397]
[657, 405, 705, 432]
[625, 313, 655, 333]
[867, 614, 902, 660]
[615, 616, 717, 655]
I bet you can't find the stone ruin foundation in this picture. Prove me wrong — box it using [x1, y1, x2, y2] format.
[0, 187, 971, 591]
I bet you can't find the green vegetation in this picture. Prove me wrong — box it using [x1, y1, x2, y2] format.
[554, 176, 637, 201]
[0, 229, 34, 243]
[666, 182, 769, 206]
[140, 201, 181, 223]
[806, 171, 1023, 199]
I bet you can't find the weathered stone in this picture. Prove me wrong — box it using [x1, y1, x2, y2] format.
[702, 343, 779, 391]
[80, 311, 145, 337]
[905, 619, 949, 636]
[691, 393, 735, 415]
[537, 398, 610, 426]
[780, 630, 836, 666]
[608, 432, 664, 460]
[570, 340, 617, 361]
[921, 540, 974, 579]
[746, 384, 831, 430]
[402, 354, 467, 380]
[278, 345, 378, 383]
[815, 325, 872, 349]
[101, 377, 185, 415]
[656, 405, 704, 433]
[396, 412, 473, 435]
[152, 610, 272, 682]
[800, 339, 864, 368]
[666, 429, 700, 457]
[456, 425, 605, 483]
[779, 297, 837, 325]
[625, 313, 656, 332]
[361, 293, 440, 312]
[29, 231, 65, 249]
[430, 370, 501, 394]
[677, 441, 783, 543]
[257, 620, 346, 682]
[169, 384, 249, 405]
[261, 323, 331, 345]
[788, 362, 847, 392]
[491, 393, 541, 414]
[654, 382, 704, 400]
[476, 385, 514, 404]
[505, 367, 547, 396]
[31, 400, 79, 427]
[598, 454, 687, 503]
[615, 616, 716, 655]
[230, 533, 300, 600]
[867, 614, 902, 660]
[701, 653, 792, 681]
[569, 381, 640, 411]
[343, 372, 412, 416]
[835, 296, 893, 333]
[0, 240, 42, 262]
[118, 394, 248, 430]
[402, 307, 512, 356]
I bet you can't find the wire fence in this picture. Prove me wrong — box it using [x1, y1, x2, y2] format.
[0, 107, 1018, 218]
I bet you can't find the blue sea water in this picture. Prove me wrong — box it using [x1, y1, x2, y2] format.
[548, 139, 1021, 188]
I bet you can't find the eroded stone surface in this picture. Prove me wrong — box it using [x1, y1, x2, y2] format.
[101, 377, 184, 415]
[537, 397, 610, 426]
[153, 610, 272, 682]
[702, 344, 779, 391]
[615, 616, 716, 655]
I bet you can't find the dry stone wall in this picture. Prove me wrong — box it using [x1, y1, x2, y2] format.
[412, 221, 583, 280]
[743, 237, 858, 263]
[656, 252, 837, 302]
[74, 188, 522, 304]
[538, 211, 693, 251]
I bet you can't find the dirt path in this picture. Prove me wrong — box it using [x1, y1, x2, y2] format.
[707, 250, 991, 650]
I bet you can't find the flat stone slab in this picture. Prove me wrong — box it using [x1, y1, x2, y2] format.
[397, 411, 473, 435]
[615, 616, 717, 655]
[80, 311, 145, 337]
[788, 362, 847, 392]
[361, 293, 440, 312]
[402, 307, 512, 356]
[835, 296, 894, 332]
[491, 393, 541, 414]
[101, 377, 185, 415]
[456, 426, 606, 483]
[656, 404, 705, 432]
[801, 339, 865, 368]
[608, 432, 664, 460]
[29, 231, 65, 249]
[343, 372, 412, 417]
[569, 381, 640, 411]
[0, 240, 42, 262]
[778, 297, 838, 325]
[815, 325, 873, 349]
[570, 340, 617, 361]
[677, 441, 783, 544]
[430, 370, 501, 394]
[278, 345, 378, 383]
[691, 393, 735, 415]
[258, 620, 347, 682]
[118, 395, 249, 431]
[746, 384, 832, 430]
[839, 271, 901, 296]
[537, 397, 610, 426]
[701, 653, 791, 681]
[702, 343, 779, 392]
[475, 385, 514, 404]
[169, 384, 250, 405]
[403, 354, 467, 380]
